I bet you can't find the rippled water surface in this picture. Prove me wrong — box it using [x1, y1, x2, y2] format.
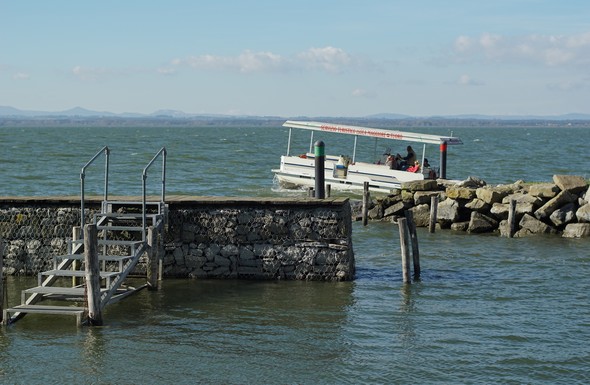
[1, 125, 589, 384]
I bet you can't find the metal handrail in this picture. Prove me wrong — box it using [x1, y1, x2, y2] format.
[141, 147, 167, 241]
[80, 146, 110, 232]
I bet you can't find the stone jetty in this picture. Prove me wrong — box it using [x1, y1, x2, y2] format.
[354, 174, 590, 238]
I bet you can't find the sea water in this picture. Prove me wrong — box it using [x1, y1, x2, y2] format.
[1, 124, 589, 384]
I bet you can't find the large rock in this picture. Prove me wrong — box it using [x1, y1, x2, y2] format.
[528, 183, 559, 199]
[383, 201, 407, 218]
[401, 179, 439, 191]
[476, 187, 507, 205]
[490, 202, 535, 220]
[553, 175, 588, 195]
[534, 190, 576, 220]
[446, 187, 476, 200]
[467, 212, 498, 233]
[456, 176, 486, 188]
[502, 192, 544, 208]
[576, 203, 590, 223]
[562, 223, 590, 238]
[437, 198, 461, 223]
[465, 198, 490, 213]
[549, 202, 577, 227]
[409, 204, 431, 227]
[414, 191, 440, 206]
[519, 213, 556, 234]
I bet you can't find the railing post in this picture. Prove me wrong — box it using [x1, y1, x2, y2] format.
[84, 224, 103, 326]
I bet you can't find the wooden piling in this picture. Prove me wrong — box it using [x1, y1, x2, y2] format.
[308, 187, 315, 198]
[508, 199, 517, 238]
[72, 226, 81, 286]
[362, 181, 370, 226]
[147, 226, 159, 290]
[326, 184, 331, 198]
[429, 195, 438, 233]
[84, 224, 103, 326]
[405, 211, 421, 279]
[397, 218, 411, 284]
[1, 239, 4, 323]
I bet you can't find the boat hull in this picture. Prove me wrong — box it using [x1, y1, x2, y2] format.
[273, 154, 427, 194]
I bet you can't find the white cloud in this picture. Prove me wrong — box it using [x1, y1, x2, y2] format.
[72, 65, 112, 81]
[457, 74, 483, 86]
[13, 72, 30, 80]
[166, 46, 362, 75]
[351, 88, 376, 98]
[453, 31, 590, 67]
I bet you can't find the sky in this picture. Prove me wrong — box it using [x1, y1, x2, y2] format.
[1, 0, 590, 117]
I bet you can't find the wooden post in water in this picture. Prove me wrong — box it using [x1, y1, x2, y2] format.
[326, 184, 331, 198]
[397, 218, 411, 284]
[429, 195, 438, 233]
[362, 181, 370, 226]
[84, 224, 103, 326]
[308, 187, 315, 198]
[0, 239, 4, 323]
[405, 210, 421, 279]
[508, 199, 517, 238]
[147, 226, 159, 290]
[72, 226, 81, 286]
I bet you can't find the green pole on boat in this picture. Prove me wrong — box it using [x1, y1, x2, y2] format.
[314, 140, 325, 199]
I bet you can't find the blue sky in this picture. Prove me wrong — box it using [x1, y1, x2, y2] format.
[1, 0, 589, 116]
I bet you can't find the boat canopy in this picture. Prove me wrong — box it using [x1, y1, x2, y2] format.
[283, 120, 463, 145]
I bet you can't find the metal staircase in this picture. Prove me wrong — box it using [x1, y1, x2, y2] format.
[2, 147, 167, 326]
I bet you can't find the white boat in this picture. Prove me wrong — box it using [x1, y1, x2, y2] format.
[272, 120, 463, 194]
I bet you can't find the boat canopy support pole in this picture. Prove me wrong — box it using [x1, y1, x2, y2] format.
[440, 141, 447, 179]
[421, 144, 426, 168]
[286, 128, 292, 156]
[308, 132, 314, 154]
[352, 135, 358, 163]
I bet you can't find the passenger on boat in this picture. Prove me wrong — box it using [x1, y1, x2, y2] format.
[406, 161, 421, 173]
[423, 158, 437, 179]
[403, 146, 416, 165]
[385, 155, 399, 170]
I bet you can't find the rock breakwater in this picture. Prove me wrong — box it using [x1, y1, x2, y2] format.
[354, 174, 590, 238]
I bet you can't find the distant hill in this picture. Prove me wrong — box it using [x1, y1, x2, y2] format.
[2, 105, 590, 128]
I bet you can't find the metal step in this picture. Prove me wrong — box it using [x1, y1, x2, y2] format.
[40, 270, 120, 287]
[3, 305, 86, 326]
[71, 239, 144, 247]
[55, 254, 134, 262]
[23, 286, 108, 296]
[97, 225, 144, 232]
[41, 270, 120, 278]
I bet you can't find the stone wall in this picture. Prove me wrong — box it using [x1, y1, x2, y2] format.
[0, 197, 355, 281]
[357, 174, 590, 238]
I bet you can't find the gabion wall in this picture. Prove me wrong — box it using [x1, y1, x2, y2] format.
[0, 198, 355, 281]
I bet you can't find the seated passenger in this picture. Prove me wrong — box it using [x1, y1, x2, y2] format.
[423, 158, 437, 179]
[385, 155, 398, 169]
[403, 146, 416, 165]
[406, 161, 421, 173]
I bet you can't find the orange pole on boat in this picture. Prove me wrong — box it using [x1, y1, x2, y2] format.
[439, 141, 447, 179]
